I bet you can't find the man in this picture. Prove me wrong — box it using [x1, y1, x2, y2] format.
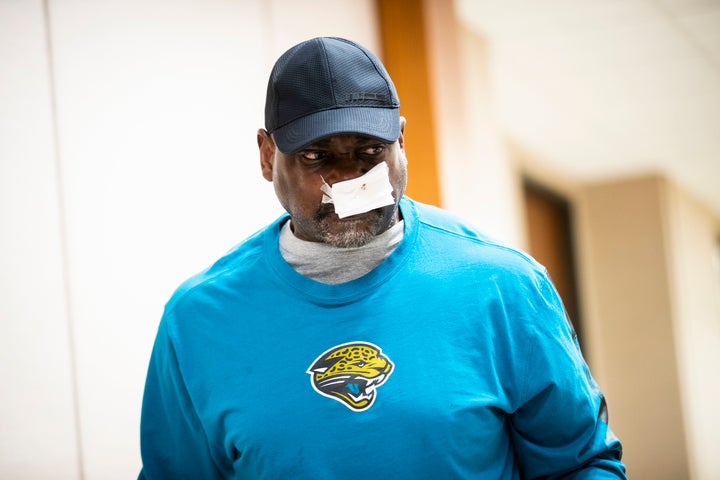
[139, 37, 626, 479]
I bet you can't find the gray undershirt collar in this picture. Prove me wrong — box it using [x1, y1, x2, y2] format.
[279, 219, 404, 284]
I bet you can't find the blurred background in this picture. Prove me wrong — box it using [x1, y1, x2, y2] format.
[1, 0, 719, 478]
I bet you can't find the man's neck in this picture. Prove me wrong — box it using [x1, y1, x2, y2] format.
[278, 220, 404, 284]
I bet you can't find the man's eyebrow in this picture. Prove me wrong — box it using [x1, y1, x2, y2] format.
[355, 136, 390, 145]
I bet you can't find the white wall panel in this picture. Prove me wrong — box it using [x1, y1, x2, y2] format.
[0, 1, 80, 478]
[46, 1, 273, 477]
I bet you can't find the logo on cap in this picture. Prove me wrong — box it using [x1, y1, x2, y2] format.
[347, 92, 388, 102]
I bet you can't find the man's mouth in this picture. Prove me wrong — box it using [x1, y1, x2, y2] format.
[316, 204, 382, 221]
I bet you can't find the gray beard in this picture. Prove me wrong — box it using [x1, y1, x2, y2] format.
[315, 209, 386, 248]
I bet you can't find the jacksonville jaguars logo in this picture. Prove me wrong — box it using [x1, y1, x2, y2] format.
[307, 342, 394, 412]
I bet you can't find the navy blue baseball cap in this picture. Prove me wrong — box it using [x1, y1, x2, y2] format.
[264, 37, 401, 154]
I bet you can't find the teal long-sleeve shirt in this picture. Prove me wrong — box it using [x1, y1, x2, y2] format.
[139, 197, 626, 479]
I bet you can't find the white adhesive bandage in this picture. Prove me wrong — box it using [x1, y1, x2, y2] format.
[320, 162, 395, 219]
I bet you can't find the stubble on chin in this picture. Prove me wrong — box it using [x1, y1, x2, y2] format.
[314, 206, 387, 248]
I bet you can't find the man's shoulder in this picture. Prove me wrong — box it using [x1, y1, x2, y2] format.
[407, 198, 544, 277]
[410, 200, 495, 242]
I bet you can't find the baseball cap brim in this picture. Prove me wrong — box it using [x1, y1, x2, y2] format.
[272, 106, 400, 154]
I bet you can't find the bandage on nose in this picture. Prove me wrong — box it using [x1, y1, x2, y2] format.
[320, 162, 395, 218]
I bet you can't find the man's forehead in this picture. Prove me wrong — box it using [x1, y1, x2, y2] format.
[302, 134, 390, 149]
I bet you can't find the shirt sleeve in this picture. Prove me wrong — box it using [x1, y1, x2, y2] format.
[138, 316, 226, 480]
[509, 272, 627, 479]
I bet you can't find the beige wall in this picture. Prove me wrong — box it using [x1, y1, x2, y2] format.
[581, 175, 690, 479]
[575, 174, 720, 479]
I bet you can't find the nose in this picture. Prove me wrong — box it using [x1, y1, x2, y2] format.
[326, 157, 369, 185]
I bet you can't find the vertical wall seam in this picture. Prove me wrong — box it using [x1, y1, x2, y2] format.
[41, 1, 85, 478]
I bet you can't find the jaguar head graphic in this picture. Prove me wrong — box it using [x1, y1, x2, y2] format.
[307, 342, 394, 411]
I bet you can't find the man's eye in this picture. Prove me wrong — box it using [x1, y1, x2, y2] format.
[300, 151, 325, 162]
[361, 145, 385, 155]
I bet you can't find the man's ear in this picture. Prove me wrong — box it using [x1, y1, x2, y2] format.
[257, 129, 275, 182]
[398, 116, 406, 151]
